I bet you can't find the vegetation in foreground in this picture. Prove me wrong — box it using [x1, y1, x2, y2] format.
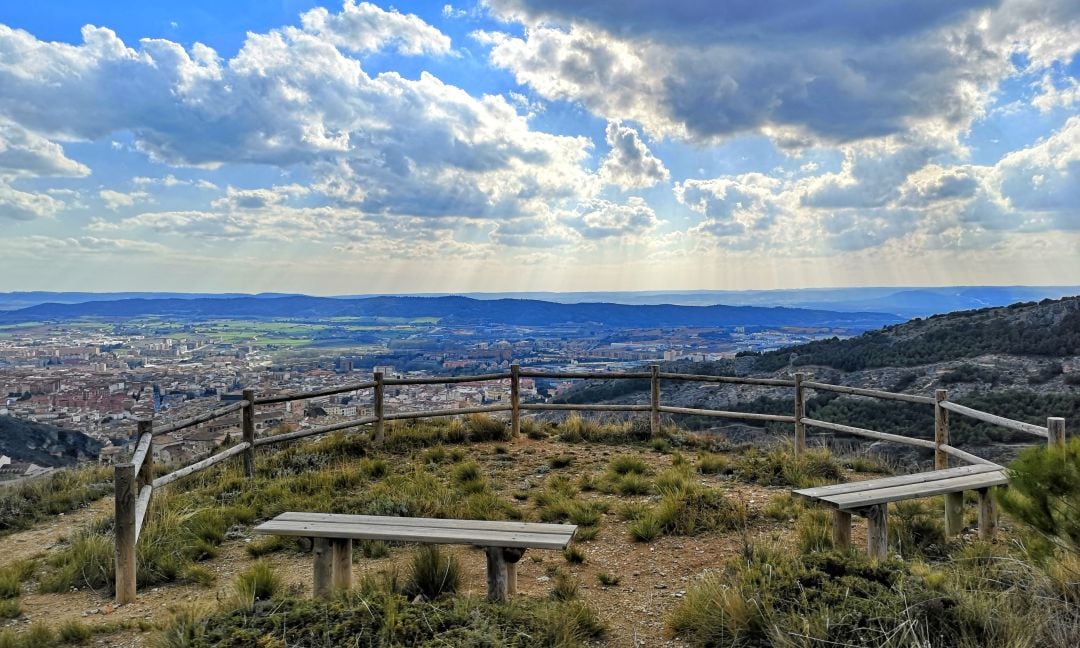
[5, 413, 1079, 648]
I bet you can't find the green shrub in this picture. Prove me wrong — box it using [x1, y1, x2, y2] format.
[551, 570, 579, 601]
[405, 545, 460, 600]
[359, 457, 389, 479]
[39, 530, 113, 593]
[360, 539, 391, 559]
[998, 438, 1080, 553]
[597, 572, 621, 587]
[0, 466, 112, 536]
[58, 619, 92, 643]
[18, 622, 56, 647]
[466, 413, 510, 442]
[0, 599, 20, 620]
[563, 545, 586, 564]
[574, 525, 599, 542]
[245, 535, 291, 558]
[609, 454, 650, 476]
[617, 502, 649, 521]
[233, 562, 281, 608]
[628, 515, 662, 542]
[654, 467, 693, 495]
[180, 565, 216, 587]
[890, 500, 946, 558]
[763, 493, 800, 521]
[796, 508, 833, 553]
[549, 454, 575, 469]
[614, 473, 652, 496]
[735, 446, 844, 488]
[0, 571, 19, 600]
[697, 453, 731, 475]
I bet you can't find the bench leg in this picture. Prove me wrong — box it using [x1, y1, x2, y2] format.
[331, 538, 352, 591]
[485, 547, 509, 602]
[865, 504, 888, 561]
[313, 537, 333, 599]
[944, 492, 964, 537]
[503, 548, 525, 597]
[832, 509, 852, 551]
[977, 488, 996, 541]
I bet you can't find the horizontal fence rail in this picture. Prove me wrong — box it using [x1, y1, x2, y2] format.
[112, 364, 1068, 604]
[938, 400, 1049, 438]
[255, 381, 376, 405]
[155, 399, 249, 435]
[802, 380, 935, 405]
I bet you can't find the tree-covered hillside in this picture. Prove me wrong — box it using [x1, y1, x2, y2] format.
[748, 296, 1080, 372]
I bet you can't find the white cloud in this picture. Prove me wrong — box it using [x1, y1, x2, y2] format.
[599, 122, 669, 190]
[564, 197, 660, 240]
[0, 183, 65, 220]
[300, 1, 452, 56]
[99, 189, 149, 211]
[479, 0, 1080, 147]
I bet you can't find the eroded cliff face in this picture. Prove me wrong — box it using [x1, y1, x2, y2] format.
[0, 416, 102, 467]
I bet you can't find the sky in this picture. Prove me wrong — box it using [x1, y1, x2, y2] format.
[0, 0, 1078, 294]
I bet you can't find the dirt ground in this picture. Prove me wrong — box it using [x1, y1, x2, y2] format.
[1, 438, 877, 646]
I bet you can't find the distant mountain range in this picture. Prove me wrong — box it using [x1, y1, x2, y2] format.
[2, 286, 1076, 318]
[0, 295, 901, 330]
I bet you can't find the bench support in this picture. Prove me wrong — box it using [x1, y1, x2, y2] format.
[331, 538, 353, 591]
[977, 488, 995, 540]
[864, 505, 888, 561]
[832, 510, 851, 551]
[485, 547, 525, 601]
[313, 537, 333, 599]
[944, 492, 964, 537]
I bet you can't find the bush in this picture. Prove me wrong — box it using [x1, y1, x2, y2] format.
[233, 562, 281, 609]
[58, 619, 92, 643]
[796, 508, 832, 553]
[608, 454, 650, 476]
[155, 589, 604, 647]
[998, 438, 1080, 553]
[0, 466, 111, 535]
[405, 545, 460, 600]
[735, 446, 844, 488]
[628, 515, 662, 542]
[697, 453, 731, 475]
[466, 413, 510, 442]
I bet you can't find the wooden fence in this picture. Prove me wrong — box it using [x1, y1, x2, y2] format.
[113, 365, 1068, 603]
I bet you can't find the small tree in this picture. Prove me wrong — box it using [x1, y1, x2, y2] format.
[997, 438, 1080, 553]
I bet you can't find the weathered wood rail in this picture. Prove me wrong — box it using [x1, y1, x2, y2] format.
[113, 365, 1069, 602]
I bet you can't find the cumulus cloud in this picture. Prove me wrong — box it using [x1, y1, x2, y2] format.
[599, 122, 669, 190]
[990, 115, 1080, 227]
[300, 1, 452, 55]
[564, 197, 660, 240]
[0, 2, 595, 231]
[479, 0, 1080, 146]
[0, 120, 89, 178]
[0, 184, 65, 220]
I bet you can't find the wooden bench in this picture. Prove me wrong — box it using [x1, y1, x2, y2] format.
[254, 512, 577, 601]
[793, 464, 1008, 560]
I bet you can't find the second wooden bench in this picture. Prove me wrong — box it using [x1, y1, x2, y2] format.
[793, 464, 1008, 560]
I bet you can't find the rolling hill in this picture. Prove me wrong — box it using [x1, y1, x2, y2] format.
[0, 295, 902, 330]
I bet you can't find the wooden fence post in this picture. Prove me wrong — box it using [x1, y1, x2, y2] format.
[136, 419, 153, 490]
[373, 372, 385, 443]
[650, 365, 661, 438]
[510, 364, 521, 438]
[242, 389, 255, 478]
[793, 372, 806, 455]
[935, 389, 963, 535]
[1048, 417, 1065, 450]
[114, 462, 137, 604]
[935, 389, 949, 470]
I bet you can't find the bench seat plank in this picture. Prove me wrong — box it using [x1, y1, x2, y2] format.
[825, 471, 1007, 510]
[793, 464, 1001, 500]
[272, 511, 574, 536]
[255, 517, 575, 551]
